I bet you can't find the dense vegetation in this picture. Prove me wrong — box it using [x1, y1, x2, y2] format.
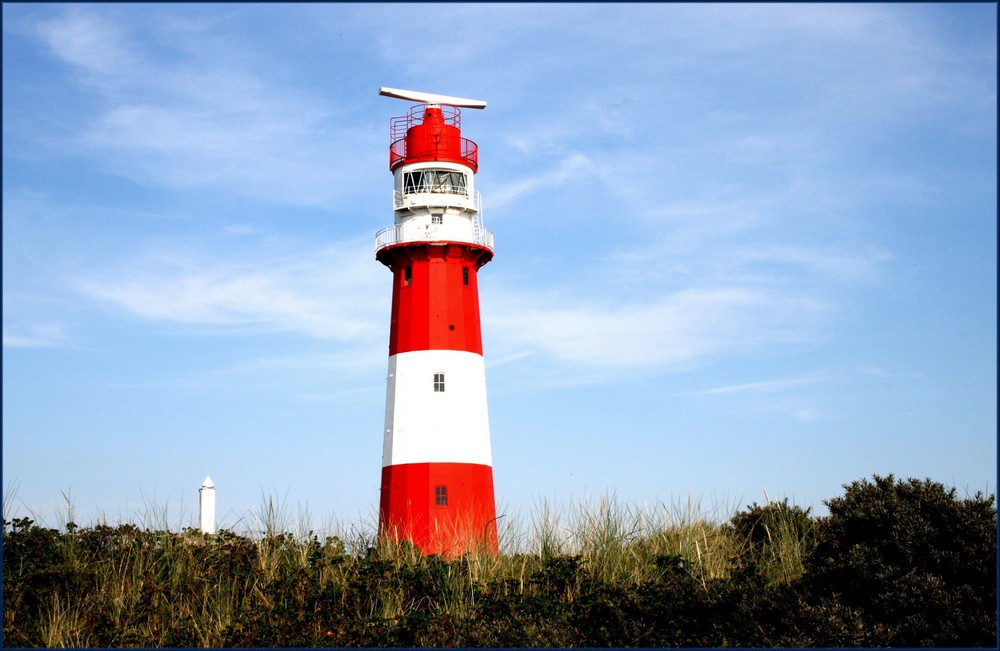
[3, 474, 995, 647]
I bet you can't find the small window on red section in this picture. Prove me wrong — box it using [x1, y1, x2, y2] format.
[463, 267, 469, 286]
[435, 485, 448, 507]
[404, 266, 412, 286]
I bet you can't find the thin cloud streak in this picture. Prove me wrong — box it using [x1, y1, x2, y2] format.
[35, 8, 133, 75]
[487, 153, 595, 210]
[62, 223, 839, 374]
[692, 377, 812, 396]
[2, 324, 69, 349]
[30, 8, 378, 207]
[487, 286, 827, 370]
[73, 243, 386, 342]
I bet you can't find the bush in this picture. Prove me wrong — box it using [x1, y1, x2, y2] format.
[728, 498, 815, 583]
[3, 476, 995, 647]
[804, 474, 997, 646]
[2, 517, 89, 646]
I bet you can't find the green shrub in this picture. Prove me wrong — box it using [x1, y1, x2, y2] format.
[4, 477, 995, 647]
[728, 498, 815, 584]
[3, 517, 79, 646]
[632, 554, 727, 647]
[804, 474, 997, 646]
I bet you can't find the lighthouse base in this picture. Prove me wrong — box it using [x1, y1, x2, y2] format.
[379, 462, 498, 556]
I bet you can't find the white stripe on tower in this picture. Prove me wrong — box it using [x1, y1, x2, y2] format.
[383, 350, 491, 466]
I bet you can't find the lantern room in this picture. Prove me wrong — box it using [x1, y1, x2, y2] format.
[388, 104, 479, 173]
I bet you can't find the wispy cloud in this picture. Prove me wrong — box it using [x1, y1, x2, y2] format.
[35, 8, 134, 75]
[78, 92, 371, 206]
[0, 4, 941, 380]
[74, 239, 385, 342]
[693, 377, 812, 396]
[486, 286, 826, 370]
[679, 372, 833, 424]
[488, 154, 595, 210]
[2, 323, 69, 349]
[28, 7, 379, 207]
[714, 243, 893, 287]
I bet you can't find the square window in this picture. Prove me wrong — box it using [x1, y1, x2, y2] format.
[432, 214, 443, 225]
[435, 485, 448, 506]
[433, 373, 445, 392]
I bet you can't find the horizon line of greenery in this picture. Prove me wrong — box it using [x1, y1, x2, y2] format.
[3, 474, 996, 647]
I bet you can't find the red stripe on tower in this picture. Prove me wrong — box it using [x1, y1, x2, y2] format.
[375, 88, 497, 556]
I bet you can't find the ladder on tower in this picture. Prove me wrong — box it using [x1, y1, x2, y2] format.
[472, 197, 487, 247]
[472, 217, 484, 246]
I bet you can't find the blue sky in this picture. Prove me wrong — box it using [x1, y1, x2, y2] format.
[3, 3, 996, 533]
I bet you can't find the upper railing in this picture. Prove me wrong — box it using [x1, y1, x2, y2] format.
[375, 221, 494, 254]
[389, 138, 478, 172]
[388, 103, 478, 172]
[390, 104, 461, 141]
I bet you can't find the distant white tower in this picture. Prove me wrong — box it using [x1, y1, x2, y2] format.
[199, 475, 216, 534]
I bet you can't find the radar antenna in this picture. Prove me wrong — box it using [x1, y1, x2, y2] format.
[379, 87, 487, 109]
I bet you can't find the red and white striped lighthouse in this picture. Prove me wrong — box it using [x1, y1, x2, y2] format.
[375, 87, 498, 556]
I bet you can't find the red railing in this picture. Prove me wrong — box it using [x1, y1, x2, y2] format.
[390, 104, 462, 142]
[388, 103, 478, 172]
[389, 138, 478, 172]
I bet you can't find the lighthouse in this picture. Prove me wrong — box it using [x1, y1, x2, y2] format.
[375, 87, 498, 556]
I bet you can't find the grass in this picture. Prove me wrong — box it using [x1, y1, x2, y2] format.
[4, 491, 772, 646]
[5, 478, 992, 647]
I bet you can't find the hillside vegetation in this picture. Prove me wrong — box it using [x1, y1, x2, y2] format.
[3, 474, 995, 647]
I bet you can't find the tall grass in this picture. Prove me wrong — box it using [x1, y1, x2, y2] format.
[2, 491, 814, 647]
[10, 478, 992, 647]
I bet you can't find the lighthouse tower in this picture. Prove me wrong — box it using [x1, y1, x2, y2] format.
[375, 87, 498, 556]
